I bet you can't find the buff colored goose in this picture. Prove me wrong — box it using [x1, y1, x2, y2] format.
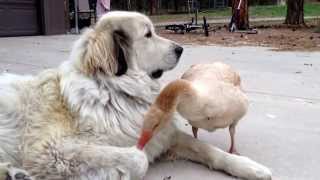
[138, 62, 248, 154]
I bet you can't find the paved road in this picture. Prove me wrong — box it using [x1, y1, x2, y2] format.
[1, 35, 320, 180]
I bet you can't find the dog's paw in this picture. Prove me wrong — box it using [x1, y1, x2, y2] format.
[247, 162, 272, 180]
[238, 156, 272, 180]
[161, 150, 178, 161]
[0, 163, 32, 180]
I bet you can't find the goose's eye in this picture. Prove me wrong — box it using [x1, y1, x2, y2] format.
[152, 123, 160, 131]
[207, 117, 210, 121]
[145, 31, 152, 38]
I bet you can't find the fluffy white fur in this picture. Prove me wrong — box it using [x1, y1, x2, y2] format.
[0, 11, 271, 180]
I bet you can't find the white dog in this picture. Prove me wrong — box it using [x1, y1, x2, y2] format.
[0, 11, 271, 180]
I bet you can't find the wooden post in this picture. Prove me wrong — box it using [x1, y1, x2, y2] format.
[127, 0, 131, 10]
[64, 0, 70, 32]
[41, 0, 67, 35]
[74, 0, 79, 34]
[285, 0, 305, 25]
[231, 0, 249, 30]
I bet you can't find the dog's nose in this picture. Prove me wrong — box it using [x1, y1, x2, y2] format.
[175, 46, 183, 58]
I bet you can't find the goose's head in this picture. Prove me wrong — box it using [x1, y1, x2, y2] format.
[137, 79, 193, 150]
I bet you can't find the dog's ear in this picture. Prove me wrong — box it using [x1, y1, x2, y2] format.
[113, 30, 129, 76]
[79, 28, 129, 76]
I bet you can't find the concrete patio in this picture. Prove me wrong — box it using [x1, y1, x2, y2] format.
[0, 35, 319, 180]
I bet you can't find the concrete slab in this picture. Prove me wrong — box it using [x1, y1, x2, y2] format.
[158, 46, 320, 180]
[0, 35, 319, 180]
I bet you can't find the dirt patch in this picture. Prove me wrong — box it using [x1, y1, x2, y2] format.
[157, 25, 320, 51]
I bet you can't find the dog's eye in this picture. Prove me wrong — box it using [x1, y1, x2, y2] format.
[145, 31, 152, 38]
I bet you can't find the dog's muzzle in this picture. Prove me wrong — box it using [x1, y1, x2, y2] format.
[150, 46, 183, 79]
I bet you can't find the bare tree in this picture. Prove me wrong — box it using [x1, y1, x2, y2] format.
[285, 0, 305, 25]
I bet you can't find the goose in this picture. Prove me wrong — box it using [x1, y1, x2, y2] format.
[138, 62, 248, 154]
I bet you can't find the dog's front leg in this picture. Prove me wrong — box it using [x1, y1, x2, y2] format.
[23, 141, 148, 180]
[0, 163, 32, 180]
[169, 131, 272, 180]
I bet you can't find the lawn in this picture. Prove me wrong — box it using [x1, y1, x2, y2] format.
[250, 2, 320, 17]
[150, 2, 320, 23]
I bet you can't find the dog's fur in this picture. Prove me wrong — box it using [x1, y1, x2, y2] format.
[0, 11, 271, 180]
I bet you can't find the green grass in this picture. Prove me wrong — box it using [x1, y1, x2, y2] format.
[150, 2, 320, 23]
[249, 4, 286, 17]
[199, 7, 231, 18]
[304, 3, 320, 16]
[250, 2, 320, 17]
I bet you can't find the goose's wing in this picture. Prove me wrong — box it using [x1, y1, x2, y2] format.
[182, 63, 242, 87]
[186, 82, 248, 130]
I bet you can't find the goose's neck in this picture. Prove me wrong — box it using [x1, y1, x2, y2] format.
[137, 79, 196, 150]
[155, 79, 194, 113]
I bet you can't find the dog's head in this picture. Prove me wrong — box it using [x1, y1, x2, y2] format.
[74, 11, 183, 79]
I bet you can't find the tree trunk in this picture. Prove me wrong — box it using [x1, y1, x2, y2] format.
[174, 0, 179, 12]
[136, 0, 144, 11]
[149, 0, 157, 15]
[64, 0, 70, 31]
[231, 0, 249, 30]
[164, 0, 169, 13]
[285, 0, 304, 25]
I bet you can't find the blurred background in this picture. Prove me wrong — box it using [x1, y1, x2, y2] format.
[0, 0, 319, 37]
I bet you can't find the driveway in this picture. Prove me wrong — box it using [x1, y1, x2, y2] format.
[1, 35, 320, 180]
